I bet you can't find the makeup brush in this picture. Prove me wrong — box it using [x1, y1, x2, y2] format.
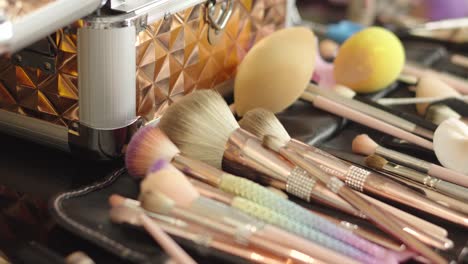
[109, 200, 286, 264]
[301, 86, 433, 150]
[333, 85, 437, 132]
[189, 180, 374, 264]
[352, 135, 468, 226]
[352, 134, 468, 188]
[238, 108, 448, 239]
[263, 135, 447, 264]
[403, 62, 468, 95]
[364, 156, 468, 215]
[365, 155, 468, 202]
[308, 85, 434, 139]
[145, 162, 383, 263]
[140, 190, 324, 264]
[125, 126, 367, 239]
[377, 96, 468, 106]
[158, 89, 394, 255]
[107, 201, 196, 263]
[192, 177, 405, 254]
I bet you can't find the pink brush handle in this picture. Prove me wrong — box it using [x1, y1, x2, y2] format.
[429, 164, 468, 188]
[139, 214, 197, 264]
[262, 225, 359, 264]
[309, 94, 434, 150]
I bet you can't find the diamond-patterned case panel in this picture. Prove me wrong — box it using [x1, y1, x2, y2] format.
[0, 0, 286, 128]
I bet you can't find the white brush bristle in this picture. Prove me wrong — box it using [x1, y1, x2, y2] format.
[139, 191, 175, 215]
[426, 105, 461, 125]
[352, 134, 378, 156]
[262, 135, 287, 152]
[333, 85, 356, 99]
[159, 90, 239, 169]
[125, 126, 180, 176]
[239, 108, 291, 141]
[141, 165, 199, 208]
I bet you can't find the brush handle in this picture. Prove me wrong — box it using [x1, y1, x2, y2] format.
[403, 63, 468, 95]
[338, 188, 447, 264]
[281, 148, 447, 264]
[355, 96, 438, 132]
[302, 91, 434, 150]
[309, 85, 434, 139]
[388, 163, 468, 201]
[314, 212, 406, 252]
[139, 214, 197, 264]
[231, 197, 374, 264]
[219, 174, 385, 258]
[429, 164, 468, 188]
[434, 178, 468, 202]
[362, 172, 468, 227]
[386, 174, 468, 215]
[172, 207, 316, 263]
[289, 141, 448, 237]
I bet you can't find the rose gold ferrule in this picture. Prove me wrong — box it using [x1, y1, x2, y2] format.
[172, 154, 223, 187]
[224, 128, 291, 182]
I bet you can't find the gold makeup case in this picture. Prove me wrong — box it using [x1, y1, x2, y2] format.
[0, 0, 291, 159]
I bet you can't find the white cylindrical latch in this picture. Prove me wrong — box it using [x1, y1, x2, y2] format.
[78, 25, 136, 130]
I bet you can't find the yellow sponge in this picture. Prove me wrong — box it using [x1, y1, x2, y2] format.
[334, 27, 405, 93]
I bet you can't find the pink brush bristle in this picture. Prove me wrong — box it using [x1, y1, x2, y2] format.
[125, 126, 180, 177]
[125, 126, 157, 177]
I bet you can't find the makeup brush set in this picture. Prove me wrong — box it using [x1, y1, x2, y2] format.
[2, 0, 465, 263]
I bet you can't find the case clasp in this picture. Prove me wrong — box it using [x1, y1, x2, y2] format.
[206, 0, 233, 45]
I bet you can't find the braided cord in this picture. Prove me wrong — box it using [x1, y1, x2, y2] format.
[220, 173, 388, 258]
[231, 197, 378, 264]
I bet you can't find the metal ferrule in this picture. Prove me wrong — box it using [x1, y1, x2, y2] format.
[172, 154, 223, 187]
[382, 163, 431, 186]
[225, 128, 291, 182]
[376, 146, 431, 172]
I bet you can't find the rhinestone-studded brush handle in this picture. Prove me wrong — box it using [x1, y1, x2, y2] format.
[345, 166, 370, 192]
[231, 197, 378, 264]
[219, 173, 389, 259]
[286, 166, 316, 201]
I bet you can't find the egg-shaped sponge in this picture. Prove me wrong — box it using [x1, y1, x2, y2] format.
[334, 27, 405, 93]
[234, 27, 316, 116]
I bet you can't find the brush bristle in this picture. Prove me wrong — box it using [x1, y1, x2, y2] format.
[333, 85, 356, 99]
[125, 126, 180, 177]
[352, 134, 378, 156]
[159, 90, 239, 168]
[364, 155, 388, 169]
[262, 135, 287, 152]
[109, 206, 141, 225]
[239, 108, 291, 141]
[141, 165, 199, 208]
[139, 191, 175, 215]
[425, 105, 461, 126]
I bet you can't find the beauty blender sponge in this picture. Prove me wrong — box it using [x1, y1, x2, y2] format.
[333, 27, 405, 93]
[234, 27, 316, 116]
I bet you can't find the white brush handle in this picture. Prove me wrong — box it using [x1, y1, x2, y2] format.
[139, 214, 197, 264]
[429, 164, 468, 188]
[377, 96, 468, 106]
[301, 92, 434, 150]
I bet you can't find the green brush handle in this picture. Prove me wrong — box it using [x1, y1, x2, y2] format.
[219, 173, 388, 259]
[231, 197, 378, 263]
